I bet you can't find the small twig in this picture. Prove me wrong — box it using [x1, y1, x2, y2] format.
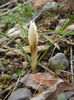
[70, 44, 74, 84]
[3, 89, 13, 100]
[0, 84, 14, 100]
[32, 7, 46, 22]
[50, 46, 57, 58]
[58, 0, 68, 5]
[12, 77, 21, 92]
[0, 1, 13, 9]
[0, 84, 14, 95]
[61, 39, 74, 46]
[0, 7, 17, 17]
[3, 76, 21, 100]
[38, 63, 55, 75]
[59, 70, 74, 76]
[0, 8, 8, 12]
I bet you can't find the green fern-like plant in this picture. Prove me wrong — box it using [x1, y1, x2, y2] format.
[0, 4, 37, 30]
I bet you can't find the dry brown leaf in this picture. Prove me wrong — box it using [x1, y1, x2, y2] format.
[31, 81, 74, 100]
[31, 0, 47, 9]
[57, 81, 74, 92]
[20, 73, 63, 91]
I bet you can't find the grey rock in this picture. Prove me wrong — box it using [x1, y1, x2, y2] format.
[8, 88, 31, 100]
[49, 53, 69, 71]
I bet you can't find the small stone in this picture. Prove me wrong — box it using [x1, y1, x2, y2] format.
[8, 88, 31, 100]
[49, 53, 69, 71]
